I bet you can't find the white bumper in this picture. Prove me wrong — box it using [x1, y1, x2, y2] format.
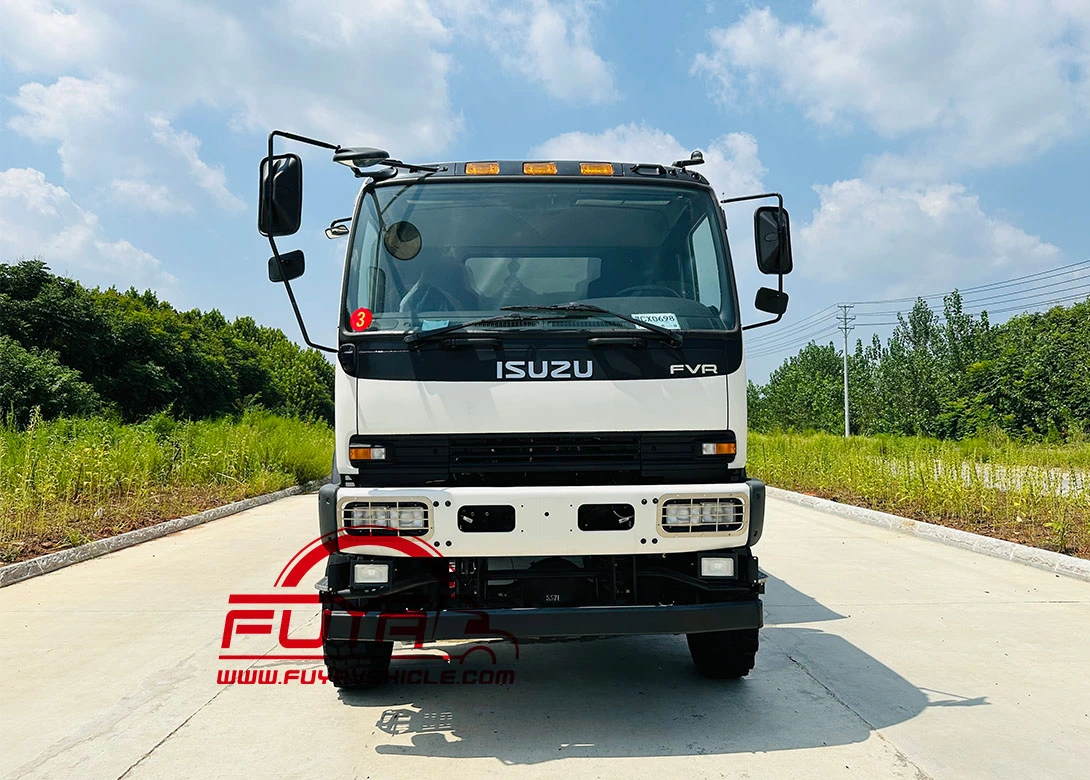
[334, 482, 753, 557]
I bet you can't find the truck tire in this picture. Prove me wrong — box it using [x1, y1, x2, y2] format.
[324, 639, 393, 689]
[686, 628, 758, 679]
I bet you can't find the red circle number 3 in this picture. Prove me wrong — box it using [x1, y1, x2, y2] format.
[349, 308, 373, 332]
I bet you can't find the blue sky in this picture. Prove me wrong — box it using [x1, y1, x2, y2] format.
[2, 0, 1089, 380]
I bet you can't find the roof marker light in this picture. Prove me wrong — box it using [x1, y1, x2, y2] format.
[465, 162, 500, 175]
[523, 162, 558, 175]
[580, 162, 614, 175]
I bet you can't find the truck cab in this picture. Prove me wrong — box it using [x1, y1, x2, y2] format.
[258, 139, 793, 688]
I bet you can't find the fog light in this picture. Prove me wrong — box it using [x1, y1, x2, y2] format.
[353, 563, 390, 585]
[700, 557, 735, 577]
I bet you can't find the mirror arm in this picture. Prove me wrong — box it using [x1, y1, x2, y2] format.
[268, 238, 337, 354]
[721, 191, 788, 267]
[742, 272, 785, 331]
[723, 191, 788, 331]
[263, 130, 340, 354]
[268, 130, 340, 160]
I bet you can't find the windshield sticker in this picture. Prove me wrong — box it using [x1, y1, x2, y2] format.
[349, 308, 374, 332]
[421, 319, 450, 331]
[632, 312, 681, 330]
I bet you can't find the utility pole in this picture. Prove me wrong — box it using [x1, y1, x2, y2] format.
[837, 304, 856, 437]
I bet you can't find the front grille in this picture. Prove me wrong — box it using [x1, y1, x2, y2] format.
[450, 434, 641, 473]
[345, 430, 739, 487]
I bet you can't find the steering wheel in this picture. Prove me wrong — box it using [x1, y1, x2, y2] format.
[614, 284, 683, 298]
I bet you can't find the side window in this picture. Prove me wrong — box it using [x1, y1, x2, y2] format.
[689, 216, 721, 309]
[351, 214, 380, 309]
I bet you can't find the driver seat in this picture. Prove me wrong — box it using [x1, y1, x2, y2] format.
[399, 250, 480, 313]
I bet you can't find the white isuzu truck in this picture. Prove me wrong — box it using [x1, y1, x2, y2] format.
[258, 131, 793, 688]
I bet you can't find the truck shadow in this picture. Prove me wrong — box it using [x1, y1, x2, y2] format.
[339, 573, 987, 762]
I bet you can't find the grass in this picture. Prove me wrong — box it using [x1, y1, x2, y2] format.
[749, 432, 1090, 558]
[6, 414, 1087, 565]
[0, 410, 334, 564]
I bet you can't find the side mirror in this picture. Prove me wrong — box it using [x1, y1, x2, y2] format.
[268, 250, 305, 283]
[333, 146, 390, 170]
[325, 224, 350, 239]
[258, 154, 303, 237]
[754, 205, 793, 275]
[754, 287, 789, 315]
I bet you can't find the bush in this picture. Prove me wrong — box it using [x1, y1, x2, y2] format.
[0, 336, 101, 426]
[0, 259, 334, 426]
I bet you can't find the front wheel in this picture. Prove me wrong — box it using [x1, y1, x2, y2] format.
[686, 628, 758, 679]
[324, 638, 393, 689]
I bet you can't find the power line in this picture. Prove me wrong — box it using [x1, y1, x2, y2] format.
[751, 289, 1090, 360]
[746, 326, 839, 359]
[847, 259, 1090, 306]
[853, 272, 1090, 316]
[746, 319, 838, 353]
[746, 259, 1090, 362]
[746, 313, 839, 351]
[857, 284, 1090, 322]
[746, 304, 838, 346]
[973, 290, 1090, 316]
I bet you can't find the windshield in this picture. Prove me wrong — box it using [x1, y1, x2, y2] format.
[344, 180, 736, 335]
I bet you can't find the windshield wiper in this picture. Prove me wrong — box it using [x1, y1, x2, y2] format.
[403, 312, 571, 346]
[501, 303, 683, 346]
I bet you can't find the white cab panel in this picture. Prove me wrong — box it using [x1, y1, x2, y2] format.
[354, 375, 728, 435]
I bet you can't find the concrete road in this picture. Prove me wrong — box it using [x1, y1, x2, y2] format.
[2, 495, 1088, 779]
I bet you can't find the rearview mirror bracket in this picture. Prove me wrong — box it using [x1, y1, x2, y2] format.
[261, 130, 344, 355]
[720, 191, 793, 331]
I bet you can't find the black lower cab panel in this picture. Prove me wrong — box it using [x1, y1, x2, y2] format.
[320, 549, 764, 686]
[321, 548, 761, 614]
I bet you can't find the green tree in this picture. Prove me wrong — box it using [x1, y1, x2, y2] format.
[0, 259, 334, 427]
[750, 341, 843, 433]
[0, 336, 101, 426]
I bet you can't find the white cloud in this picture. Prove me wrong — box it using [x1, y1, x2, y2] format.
[149, 115, 244, 213]
[0, 0, 107, 72]
[531, 124, 1066, 317]
[531, 122, 765, 197]
[1, 0, 466, 215]
[108, 178, 192, 215]
[483, 0, 617, 104]
[694, 0, 1090, 170]
[8, 76, 124, 178]
[799, 178, 1063, 296]
[0, 167, 178, 292]
[2, 1, 618, 216]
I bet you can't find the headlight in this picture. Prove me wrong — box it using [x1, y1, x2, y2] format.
[342, 500, 430, 536]
[659, 497, 744, 533]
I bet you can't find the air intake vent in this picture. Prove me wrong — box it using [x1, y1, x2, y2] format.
[450, 434, 640, 473]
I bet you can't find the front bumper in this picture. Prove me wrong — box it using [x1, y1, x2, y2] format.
[318, 479, 766, 557]
[326, 599, 763, 642]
